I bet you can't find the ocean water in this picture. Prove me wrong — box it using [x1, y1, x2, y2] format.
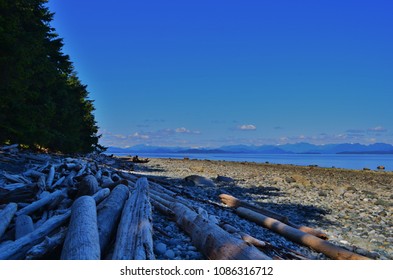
[112, 153, 393, 171]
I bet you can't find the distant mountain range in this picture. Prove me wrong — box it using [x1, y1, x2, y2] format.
[106, 142, 393, 155]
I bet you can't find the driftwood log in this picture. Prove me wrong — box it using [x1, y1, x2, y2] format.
[76, 175, 99, 197]
[149, 186, 271, 260]
[171, 202, 271, 260]
[219, 193, 328, 239]
[112, 177, 154, 260]
[0, 202, 18, 239]
[0, 211, 71, 259]
[16, 189, 66, 217]
[15, 215, 34, 239]
[61, 196, 100, 260]
[96, 184, 129, 256]
[236, 207, 370, 260]
[26, 228, 67, 260]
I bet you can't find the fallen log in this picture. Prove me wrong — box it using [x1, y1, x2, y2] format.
[96, 184, 129, 256]
[46, 165, 55, 188]
[236, 207, 370, 260]
[15, 215, 34, 239]
[76, 175, 99, 197]
[0, 202, 18, 239]
[25, 227, 67, 260]
[61, 196, 100, 260]
[0, 211, 71, 259]
[219, 193, 328, 239]
[112, 177, 154, 260]
[171, 202, 271, 260]
[16, 189, 66, 217]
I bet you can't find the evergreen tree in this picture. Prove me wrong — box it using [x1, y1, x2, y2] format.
[0, 0, 102, 153]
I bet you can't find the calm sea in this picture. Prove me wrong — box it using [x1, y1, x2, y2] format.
[112, 153, 393, 171]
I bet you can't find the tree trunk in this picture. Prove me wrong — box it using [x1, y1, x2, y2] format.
[236, 207, 370, 260]
[219, 193, 328, 239]
[112, 177, 154, 260]
[61, 196, 100, 260]
[96, 184, 129, 256]
[0, 202, 18, 239]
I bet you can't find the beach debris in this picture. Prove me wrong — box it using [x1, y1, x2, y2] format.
[0, 147, 379, 260]
[184, 175, 216, 187]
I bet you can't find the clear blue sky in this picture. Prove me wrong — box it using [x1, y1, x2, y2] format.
[48, 0, 393, 148]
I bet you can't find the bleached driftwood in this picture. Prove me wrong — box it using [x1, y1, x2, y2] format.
[236, 207, 370, 260]
[0, 211, 71, 259]
[171, 202, 271, 260]
[76, 175, 99, 197]
[25, 228, 67, 260]
[219, 193, 328, 239]
[96, 184, 129, 256]
[92, 188, 110, 204]
[46, 165, 55, 188]
[0, 183, 38, 203]
[0, 202, 18, 239]
[15, 215, 34, 239]
[60, 196, 100, 260]
[112, 177, 154, 260]
[16, 189, 66, 217]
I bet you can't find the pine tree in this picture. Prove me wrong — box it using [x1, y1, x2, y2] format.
[0, 0, 102, 153]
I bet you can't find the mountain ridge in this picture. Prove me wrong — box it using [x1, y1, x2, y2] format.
[106, 142, 393, 154]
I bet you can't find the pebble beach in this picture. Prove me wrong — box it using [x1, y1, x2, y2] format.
[133, 157, 393, 260]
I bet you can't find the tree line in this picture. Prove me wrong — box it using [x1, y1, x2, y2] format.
[0, 0, 104, 153]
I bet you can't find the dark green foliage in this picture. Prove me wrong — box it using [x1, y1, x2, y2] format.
[0, 0, 102, 153]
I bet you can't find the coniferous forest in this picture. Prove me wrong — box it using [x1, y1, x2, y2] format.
[0, 0, 103, 153]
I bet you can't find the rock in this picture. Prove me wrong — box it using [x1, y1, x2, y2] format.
[184, 175, 216, 187]
[377, 166, 385, 170]
[216, 175, 235, 183]
[155, 243, 167, 255]
[164, 249, 175, 259]
[285, 177, 296, 184]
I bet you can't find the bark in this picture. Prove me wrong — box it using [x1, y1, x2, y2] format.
[60, 196, 100, 260]
[236, 207, 370, 260]
[112, 177, 154, 260]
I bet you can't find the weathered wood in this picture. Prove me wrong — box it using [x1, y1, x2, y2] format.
[51, 176, 65, 189]
[0, 211, 71, 259]
[0, 183, 38, 203]
[15, 215, 34, 239]
[219, 193, 328, 239]
[97, 184, 129, 256]
[0, 202, 18, 239]
[112, 177, 155, 260]
[221, 223, 266, 248]
[171, 202, 271, 260]
[76, 175, 99, 197]
[92, 188, 110, 204]
[61, 196, 100, 260]
[25, 227, 67, 260]
[16, 189, 66, 217]
[46, 165, 55, 188]
[236, 207, 370, 260]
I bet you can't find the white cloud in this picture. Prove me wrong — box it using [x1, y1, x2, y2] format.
[175, 127, 190, 133]
[367, 126, 387, 132]
[239, 124, 257, 131]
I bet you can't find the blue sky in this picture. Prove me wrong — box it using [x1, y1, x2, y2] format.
[48, 0, 393, 147]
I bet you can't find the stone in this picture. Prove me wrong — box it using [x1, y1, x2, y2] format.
[155, 243, 167, 255]
[164, 249, 175, 259]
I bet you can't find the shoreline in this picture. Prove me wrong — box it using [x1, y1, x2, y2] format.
[132, 156, 393, 259]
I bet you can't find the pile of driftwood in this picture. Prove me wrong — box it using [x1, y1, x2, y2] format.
[0, 145, 370, 260]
